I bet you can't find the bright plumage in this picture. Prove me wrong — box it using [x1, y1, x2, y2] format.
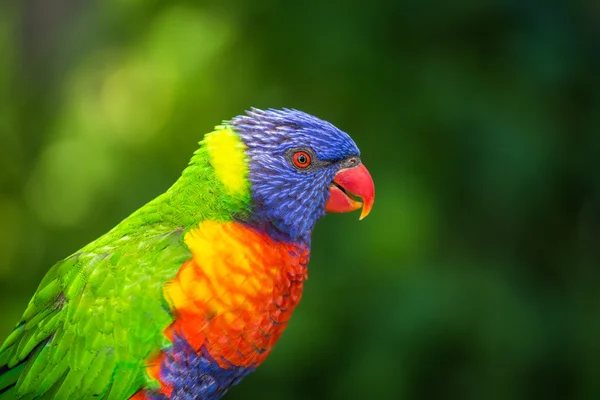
[0, 108, 375, 399]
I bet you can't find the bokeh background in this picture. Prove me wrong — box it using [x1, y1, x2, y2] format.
[1, 1, 600, 399]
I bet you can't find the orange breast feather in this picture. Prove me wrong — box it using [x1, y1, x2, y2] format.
[156, 221, 309, 377]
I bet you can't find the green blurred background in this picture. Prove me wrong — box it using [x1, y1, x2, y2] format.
[1, 0, 600, 399]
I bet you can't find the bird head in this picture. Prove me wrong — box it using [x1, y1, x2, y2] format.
[226, 108, 374, 244]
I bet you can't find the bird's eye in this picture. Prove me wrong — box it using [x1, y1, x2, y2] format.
[293, 151, 311, 168]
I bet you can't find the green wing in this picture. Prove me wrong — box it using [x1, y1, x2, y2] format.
[0, 227, 191, 399]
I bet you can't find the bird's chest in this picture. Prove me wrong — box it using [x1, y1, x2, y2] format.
[164, 221, 309, 369]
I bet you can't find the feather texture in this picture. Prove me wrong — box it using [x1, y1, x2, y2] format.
[0, 109, 367, 399]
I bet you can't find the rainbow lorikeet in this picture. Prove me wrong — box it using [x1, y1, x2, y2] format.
[0, 108, 374, 399]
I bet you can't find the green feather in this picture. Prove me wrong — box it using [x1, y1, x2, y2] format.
[0, 127, 252, 399]
[0, 364, 23, 392]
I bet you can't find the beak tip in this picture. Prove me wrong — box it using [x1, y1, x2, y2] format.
[358, 202, 373, 220]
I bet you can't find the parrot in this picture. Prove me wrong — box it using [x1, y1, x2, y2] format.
[0, 108, 375, 399]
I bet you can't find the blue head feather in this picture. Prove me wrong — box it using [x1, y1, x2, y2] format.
[230, 108, 360, 245]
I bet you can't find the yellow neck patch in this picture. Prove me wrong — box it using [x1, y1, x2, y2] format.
[204, 126, 249, 196]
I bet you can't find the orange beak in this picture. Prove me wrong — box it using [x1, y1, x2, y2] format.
[325, 163, 374, 220]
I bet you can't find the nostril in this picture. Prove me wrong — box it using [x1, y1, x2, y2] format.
[341, 156, 361, 169]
